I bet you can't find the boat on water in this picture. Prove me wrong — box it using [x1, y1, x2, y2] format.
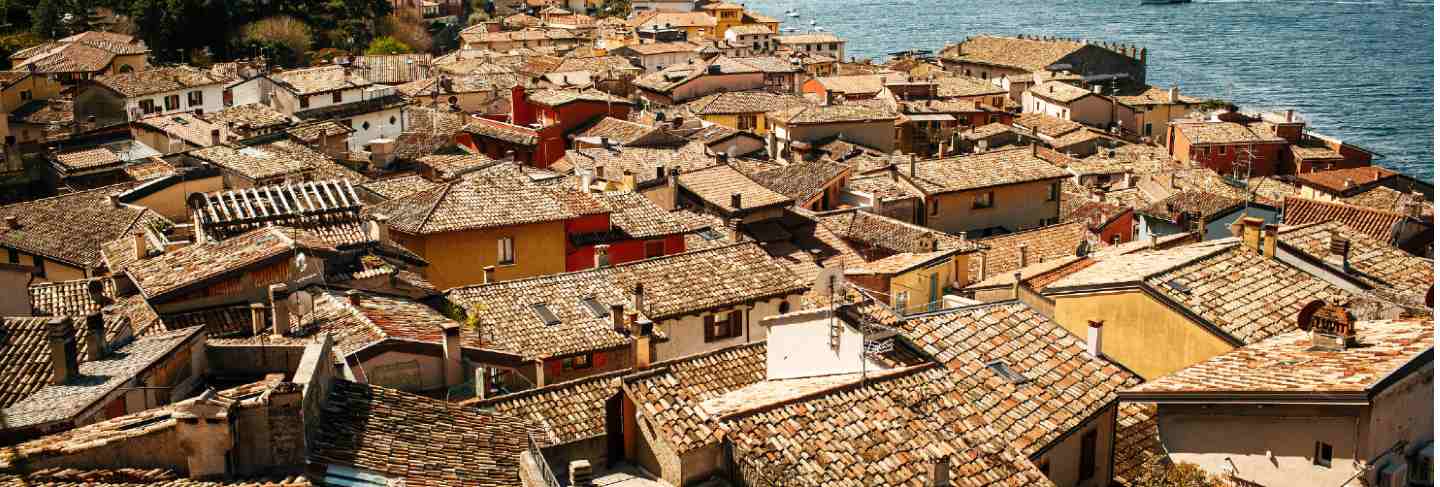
[813, 26, 826, 32]
[785, 9, 800, 17]
[809, 19, 817, 25]
[782, 26, 799, 32]
[1140, 0, 1190, 4]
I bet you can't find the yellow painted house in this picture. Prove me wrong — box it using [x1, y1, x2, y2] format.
[0, 70, 64, 143]
[844, 248, 968, 315]
[367, 166, 608, 289]
[701, 3, 744, 39]
[684, 91, 811, 135]
[1041, 227, 1352, 379]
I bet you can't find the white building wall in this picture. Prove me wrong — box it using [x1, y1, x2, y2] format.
[652, 294, 798, 361]
[124, 83, 227, 120]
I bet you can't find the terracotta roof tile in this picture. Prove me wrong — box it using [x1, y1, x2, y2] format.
[1127, 318, 1431, 396]
[472, 368, 629, 446]
[935, 75, 1007, 98]
[893, 302, 1141, 455]
[592, 190, 688, 239]
[677, 164, 793, 213]
[1031, 80, 1094, 103]
[1173, 121, 1286, 145]
[1112, 402, 1166, 486]
[1281, 196, 1411, 244]
[818, 210, 979, 254]
[447, 243, 804, 360]
[310, 380, 536, 487]
[1279, 220, 1432, 298]
[685, 90, 810, 115]
[557, 147, 717, 185]
[361, 174, 440, 201]
[768, 103, 896, 125]
[0, 183, 168, 268]
[271, 65, 372, 95]
[202, 104, 295, 133]
[53, 147, 122, 172]
[968, 221, 1089, 283]
[367, 171, 603, 235]
[741, 158, 850, 203]
[94, 66, 227, 98]
[1136, 190, 1244, 223]
[940, 35, 1086, 72]
[415, 154, 498, 180]
[1013, 112, 1083, 138]
[190, 140, 338, 181]
[122, 227, 322, 300]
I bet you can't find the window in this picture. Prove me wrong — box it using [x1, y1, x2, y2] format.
[973, 191, 994, 209]
[1110, 234, 1121, 245]
[1314, 442, 1333, 468]
[1046, 182, 1059, 201]
[1144, 122, 1153, 136]
[31, 255, 44, 277]
[164, 95, 179, 111]
[1196, 147, 1208, 157]
[778, 301, 790, 314]
[1079, 429, 1097, 481]
[332, 91, 343, 103]
[562, 353, 593, 370]
[187, 90, 203, 107]
[19, 90, 31, 102]
[531, 303, 561, 325]
[1217, 145, 1228, 156]
[5, 249, 16, 264]
[498, 237, 515, 265]
[580, 297, 608, 318]
[389, 116, 397, 125]
[299, 95, 310, 109]
[895, 291, 910, 314]
[703, 310, 742, 342]
[644, 240, 665, 258]
[737, 115, 755, 131]
[139, 99, 157, 114]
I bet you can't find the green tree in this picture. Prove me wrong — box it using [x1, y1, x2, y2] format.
[31, 0, 67, 38]
[365, 35, 412, 55]
[241, 16, 314, 67]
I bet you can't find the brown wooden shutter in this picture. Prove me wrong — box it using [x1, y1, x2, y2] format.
[729, 312, 742, 338]
[703, 315, 715, 342]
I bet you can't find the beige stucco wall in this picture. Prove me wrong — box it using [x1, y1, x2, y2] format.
[1023, 91, 1114, 128]
[1364, 361, 1433, 463]
[1037, 405, 1116, 487]
[887, 255, 964, 314]
[924, 181, 1061, 236]
[652, 295, 797, 361]
[1159, 403, 1367, 487]
[671, 72, 765, 103]
[129, 175, 224, 223]
[1051, 290, 1234, 380]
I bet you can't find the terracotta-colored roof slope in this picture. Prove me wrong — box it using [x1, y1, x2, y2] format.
[1126, 318, 1432, 397]
[1282, 196, 1412, 244]
[677, 164, 793, 212]
[1112, 403, 1167, 487]
[968, 221, 1088, 281]
[1280, 220, 1433, 294]
[620, 342, 768, 453]
[1294, 166, 1398, 194]
[941, 35, 1085, 72]
[818, 210, 979, 255]
[907, 147, 1070, 194]
[122, 227, 325, 300]
[723, 365, 1055, 487]
[471, 368, 630, 446]
[310, 380, 537, 487]
[367, 172, 604, 235]
[743, 158, 850, 203]
[0, 183, 169, 268]
[894, 302, 1141, 456]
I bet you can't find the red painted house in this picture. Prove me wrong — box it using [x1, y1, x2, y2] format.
[1069, 199, 1135, 246]
[1166, 120, 1287, 177]
[458, 86, 633, 169]
[564, 191, 687, 272]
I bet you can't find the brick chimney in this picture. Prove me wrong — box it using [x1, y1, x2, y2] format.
[1261, 224, 1278, 258]
[47, 317, 78, 385]
[633, 318, 653, 370]
[209, 128, 221, 147]
[1326, 232, 1352, 272]
[84, 312, 106, 360]
[1086, 320, 1104, 357]
[620, 170, 637, 191]
[134, 231, 149, 259]
[1306, 297, 1355, 351]
[669, 167, 682, 210]
[442, 323, 463, 388]
[730, 192, 743, 210]
[632, 283, 646, 315]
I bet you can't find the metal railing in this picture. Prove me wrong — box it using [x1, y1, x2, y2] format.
[528, 431, 562, 487]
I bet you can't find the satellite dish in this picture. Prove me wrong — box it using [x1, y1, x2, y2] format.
[1297, 299, 1326, 331]
[814, 265, 843, 298]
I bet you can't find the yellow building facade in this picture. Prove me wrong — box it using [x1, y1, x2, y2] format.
[1050, 290, 1236, 380]
[391, 221, 570, 290]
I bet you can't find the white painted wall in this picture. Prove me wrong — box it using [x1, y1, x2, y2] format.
[125, 83, 227, 120]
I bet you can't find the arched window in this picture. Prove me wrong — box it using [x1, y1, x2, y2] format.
[118, 65, 133, 73]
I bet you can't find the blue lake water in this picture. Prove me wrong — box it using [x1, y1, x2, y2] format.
[744, 0, 1435, 181]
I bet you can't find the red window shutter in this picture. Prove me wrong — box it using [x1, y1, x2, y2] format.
[547, 360, 561, 377]
[703, 315, 715, 342]
[594, 351, 607, 368]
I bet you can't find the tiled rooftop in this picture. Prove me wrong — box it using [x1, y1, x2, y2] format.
[447, 243, 804, 360]
[935, 75, 1008, 98]
[1136, 190, 1245, 223]
[941, 35, 1086, 72]
[741, 158, 850, 204]
[471, 368, 630, 446]
[818, 210, 979, 255]
[892, 301, 1141, 455]
[968, 221, 1089, 281]
[367, 171, 604, 235]
[1126, 318, 1432, 397]
[1294, 166, 1400, 194]
[189, 140, 336, 181]
[94, 66, 227, 98]
[1, 326, 203, 429]
[555, 146, 717, 187]
[768, 103, 896, 125]
[203, 104, 295, 133]
[1013, 112, 1083, 138]
[677, 164, 793, 213]
[1279, 220, 1433, 297]
[1281, 196, 1411, 244]
[621, 342, 767, 453]
[906, 147, 1071, 195]
[684, 90, 810, 115]
[1173, 121, 1287, 145]
[360, 174, 441, 201]
[592, 190, 688, 239]
[415, 154, 498, 180]
[1112, 403, 1166, 487]
[310, 380, 536, 487]
[271, 65, 371, 95]
[1031, 80, 1093, 103]
[122, 227, 324, 301]
[0, 183, 168, 268]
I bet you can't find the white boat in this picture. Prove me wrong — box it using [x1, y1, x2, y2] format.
[809, 20, 817, 25]
[782, 27, 799, 32]
[1140, 0, 1190, 4]
[813, 26, 826, 32]
[786, 9, 800, 17]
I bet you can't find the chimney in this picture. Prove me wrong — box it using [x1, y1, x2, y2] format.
[1168, 86, 1178, 103]
[4, 216, 17, 230]
[250, 302, 267, 337]
[107, 194, 121, 208]
[727, 218, 743, 243]
[620, 170, 637, 191]
[368, 214, 391, 244]
[610, 303, 626, 334]
[1018, 243, 1029, 268]
[668, 167, 682, 210]
[134, 232, 149, 259]
[1148, 231, 1157, 250]
[654, 166, 665, 183]
[1286, 109, 1294, 123]
[1306, 297, 1356, 351]
[1010, 271, 1022, 300]
[1240, 216, 1264, 253]
[269, 284, 290, 336]
[595, 165, 606, 180]
[47, 318, 78, 385]
[978, 252, 989, 282]
[86, 279, 112, 308]
[84, 312, 106, 360]
[929, 457, 950, 487]
[442, 323, 463, 387]
[594, 244, 611, 268]
[632, 283, 646, 315]
[569, 460, 595, 487]
[730, 192, 743, 209]
[345, 289, 362, 308]
[1086, 320, 1104, 357]
[633, 318, 653, 370]
[483, 265, 496, 284]
[209, 128, 221, 146]
[1031, 142, 1038, 158]
[1262, 224, 1278, 258]
[580, 170, 595, 193]
[1327, 232, 1351, 272]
